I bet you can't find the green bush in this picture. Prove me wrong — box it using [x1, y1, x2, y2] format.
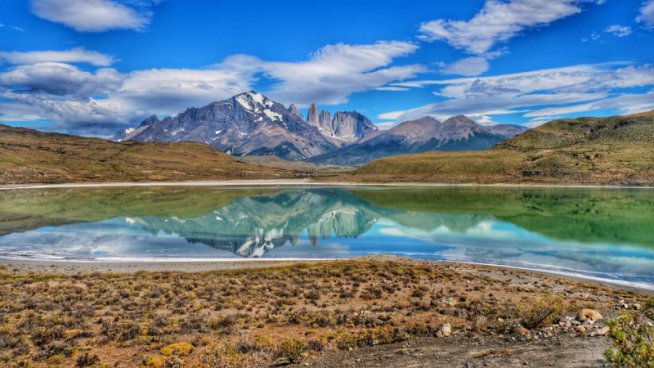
[279, 339, 305, 363]
[606, 298, 654, 368]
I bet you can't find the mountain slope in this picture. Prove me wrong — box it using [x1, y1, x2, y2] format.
[117, 91, 338, 160]
[310, 115, 526, 166]
[350, 111, 654, 185]
[0, 124, 287, 184]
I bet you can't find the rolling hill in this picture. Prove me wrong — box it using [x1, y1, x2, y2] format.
[350, 111, 654, 185]
[0, 124, 288, 184]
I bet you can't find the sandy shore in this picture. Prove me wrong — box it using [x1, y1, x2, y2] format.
[2, 256, 652, 295]
[0, 257, 307, 274]
[2, 178, 653, 190]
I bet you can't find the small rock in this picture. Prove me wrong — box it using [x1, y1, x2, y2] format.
[577, 309, 603, 323]
[633, 303, 641, 310]
[574, 325, 587, 336]
[269, 357, 292, 367]
[595, 326, 610, 336]
[437, 322, 452, 337]
[516, 326, 530, 337]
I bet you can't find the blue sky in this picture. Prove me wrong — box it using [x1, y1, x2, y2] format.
[0, 0, 653, 135]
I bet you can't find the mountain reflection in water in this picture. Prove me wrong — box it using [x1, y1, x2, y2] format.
[0, 186, 653, 285]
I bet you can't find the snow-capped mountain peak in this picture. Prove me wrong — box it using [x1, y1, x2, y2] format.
[235, 91, 274, 111]
[115, 91, 337, 160]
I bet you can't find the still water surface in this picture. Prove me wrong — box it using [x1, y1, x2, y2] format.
[1, 186, 653, 286]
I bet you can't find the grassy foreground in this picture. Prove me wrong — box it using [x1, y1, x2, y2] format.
[0, 259, 648, 367]
[0, 125, 289, 184]
[350, 111, 654, 185]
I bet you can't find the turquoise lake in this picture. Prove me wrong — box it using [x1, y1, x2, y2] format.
[0, 186, 653, 287]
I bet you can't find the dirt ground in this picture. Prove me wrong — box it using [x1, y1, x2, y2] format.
[298, 335, 610, 368]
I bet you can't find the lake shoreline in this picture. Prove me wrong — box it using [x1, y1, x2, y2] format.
[2, 178, 654, 190]
[2, 255, 652, 294]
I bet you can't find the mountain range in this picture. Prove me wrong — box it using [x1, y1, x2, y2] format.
[352, 110, 654, 185]
[309, 116, 527, 166]
[116, 91, 526, 165]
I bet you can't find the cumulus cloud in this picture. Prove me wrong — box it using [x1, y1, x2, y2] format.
[0, 62, 123, 95]
[439, 57, 490, 76]
[418, 0, 594, 55]
[0, 48, 115, 66]
[605, 25, 632, 37]
[117, 68, 255, 114]
[30, 0, 155, 32]
[0, 41, 422, 134]
[238, 41, 424, 106]
[639, 0, 654, 27]
[379, 63, 654, 123]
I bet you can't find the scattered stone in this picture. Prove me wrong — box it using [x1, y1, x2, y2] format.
[516, 326, 530, 337]
[591, 326, 610, 336]
[577, 309, 603, 323]
[633, 303, 641, 310]
[437, 323, 452, 337]
[574, 325, 587, 336]
[269, 357, 292, 367]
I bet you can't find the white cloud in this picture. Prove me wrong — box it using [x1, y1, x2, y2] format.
[0, 48, 115, 66]
[525, 91, 654, 118]
[379, 63, 654, 123]
[243, 41, 424, 106]
[439, 56, 489, 76]
[30, 0, 154, 32]
[117, 67, 255, 114]
[638, 0, 654, 27]
[605, 25, 632, 37]
[375, 86, 410, 91]
[418, 0, 591, 55]
[0, 41, 423, 134]
[0, 62, 123, 95]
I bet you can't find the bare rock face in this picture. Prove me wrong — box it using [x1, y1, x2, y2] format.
[330, 111, 378, 143]
[117, 91, 337, 160]
[288, 104, 301, 118]
[319, 110, 331, 131]
[307, 103, 320, 126]
[305, 103, 378, 143]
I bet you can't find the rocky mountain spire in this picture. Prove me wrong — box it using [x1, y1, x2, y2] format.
[307, 103, 319, 126]
[288, 104, 300, 117]
[319, 110, 331, 130]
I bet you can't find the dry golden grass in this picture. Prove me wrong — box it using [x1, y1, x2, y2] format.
[0, 259, 646, 367]
[350, 111, 654, 185]
[0, 125, 291, 184]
